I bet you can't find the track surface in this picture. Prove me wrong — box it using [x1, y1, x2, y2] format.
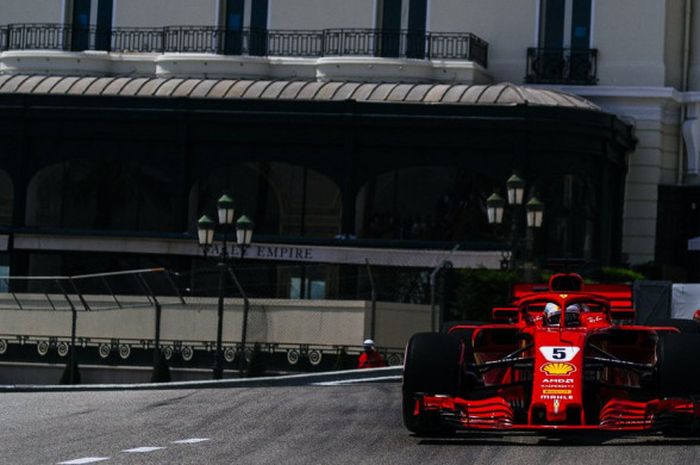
[2, 383, 700, 465]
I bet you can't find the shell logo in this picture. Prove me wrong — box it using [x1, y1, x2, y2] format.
[540, 362, 577, 376]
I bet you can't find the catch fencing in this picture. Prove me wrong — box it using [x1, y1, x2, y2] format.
[0, 259, 461, 379]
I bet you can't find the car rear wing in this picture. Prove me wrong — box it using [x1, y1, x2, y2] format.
[512, 277, 632, 308]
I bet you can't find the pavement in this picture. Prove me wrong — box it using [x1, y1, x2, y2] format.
[2, 377, 700, 465]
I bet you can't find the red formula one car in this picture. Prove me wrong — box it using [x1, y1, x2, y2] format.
[403, 273, 700, 435]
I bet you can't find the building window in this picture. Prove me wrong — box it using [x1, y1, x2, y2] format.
[406, 0, 428, 58]
[530, 0, 595, 84]
[249, 0, 269, 56]
[379, 0, 402, 57]
[539, 0, 591, 49]
[95, 0, 113, 51]
[289, 277, 326, 300]
[70, 0, 113, 52]
[71, 0, 91, 51]
[224, 0, 245, 54]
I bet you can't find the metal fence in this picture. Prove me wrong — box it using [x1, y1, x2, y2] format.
[0, 261, 450, 382]
[0, 23, 489, 67]
[525, 47, 598, 85]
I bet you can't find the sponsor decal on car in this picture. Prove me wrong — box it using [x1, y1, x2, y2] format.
[542, 389, 572, 395]
[542, 378, 574, 384]
[540, 394, 574, 400]
[540, 362, 577, 376]
[539, 346, 580, 362]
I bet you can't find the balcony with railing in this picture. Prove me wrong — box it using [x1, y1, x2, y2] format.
[525, 48, 597, 85]
[0, 23, 489, 68]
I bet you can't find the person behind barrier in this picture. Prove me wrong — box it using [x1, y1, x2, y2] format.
[357, 339, 387, 368]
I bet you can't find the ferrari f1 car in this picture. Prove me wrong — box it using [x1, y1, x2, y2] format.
[403, 273, 700, 434]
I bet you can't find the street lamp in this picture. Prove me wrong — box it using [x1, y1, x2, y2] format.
[196, 195, 254, 380]
[526, 197, 544, 228]
[487, 173, 544, 271]
[506, 174, 525, 206]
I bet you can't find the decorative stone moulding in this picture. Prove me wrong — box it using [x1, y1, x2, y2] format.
[0, 50, 493, 84]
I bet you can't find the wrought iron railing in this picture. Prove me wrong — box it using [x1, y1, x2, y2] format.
[0, 23, 489, 67]
[525, 47, 597, 85]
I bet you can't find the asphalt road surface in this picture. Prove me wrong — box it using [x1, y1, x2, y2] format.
[2, 382, 700, 465]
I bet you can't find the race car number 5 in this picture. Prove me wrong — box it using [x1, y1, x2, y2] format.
[539, 346, 580, 362]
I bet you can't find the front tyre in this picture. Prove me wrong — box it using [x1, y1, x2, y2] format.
[402, 332, 460, 435]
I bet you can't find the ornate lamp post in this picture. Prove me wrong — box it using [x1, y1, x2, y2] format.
[487, 173, 544, 271]
[197, 195, 254, 379]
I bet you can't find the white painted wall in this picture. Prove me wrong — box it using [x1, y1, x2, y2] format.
[593, 0, 667, 86]
[428, 0, 537, 85]
[114, 0, 218, 28]
[0, 0, 64, 23]
[268, 0, 375, 30]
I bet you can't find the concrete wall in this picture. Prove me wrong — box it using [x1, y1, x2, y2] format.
[114, 0, 218, 28]
[689, 0, 700, 89]
[0, 0, 687, 90]
[0, 295, 430, 350]
[429, 0, 537, 85]
[0, 0, 64, 23]
[593, 0, 666, 86]
[664, 0, 684, 88]
[268, 0, 375, 30]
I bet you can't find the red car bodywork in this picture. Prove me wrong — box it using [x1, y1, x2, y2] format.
[410, 274, 700, 432]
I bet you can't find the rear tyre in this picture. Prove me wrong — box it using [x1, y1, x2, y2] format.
[402, 332, 460, 435]
[656, 333, 700, 434]
[657, 333, 700, 397]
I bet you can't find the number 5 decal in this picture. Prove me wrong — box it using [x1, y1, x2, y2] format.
[540, 346, 580, 362]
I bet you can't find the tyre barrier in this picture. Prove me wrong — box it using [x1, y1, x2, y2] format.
[287, 349, 300, 365]
[57, 341, 70, 358]
[0, 339, 7, 355]
[181, 345, 194, 362]
[162, 345, 173, 360]
[37, 340, 49, 356]
[308, 349, 322, 366]
[118, 344, 131, 360]
[98, 343, 111, 359]
[244, 347, 254, 363]
[223, 346, 236, 363]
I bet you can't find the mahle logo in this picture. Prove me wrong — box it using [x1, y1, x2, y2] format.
[540, 362, 577, 376]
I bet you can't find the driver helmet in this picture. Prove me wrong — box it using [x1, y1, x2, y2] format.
[544, 302, 561, 325]
[565, 303, 583, 326]
[363, 339, 375, 350]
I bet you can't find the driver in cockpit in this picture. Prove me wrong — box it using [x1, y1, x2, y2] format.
[544, 302, 586, 326]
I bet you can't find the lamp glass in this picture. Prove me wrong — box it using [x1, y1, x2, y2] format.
[486, 193, 505, 225]
[506, 174, 526, 205]
[526, 197, 544, 228]
[197, 215, 215, 246]
[488, 205, 504, 225]
[217, 195, 235, 225]
[235, 215, 254, 246]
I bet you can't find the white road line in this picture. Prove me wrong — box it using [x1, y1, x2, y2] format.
[121, 446, 165, 453]
[313, 375, 402, 386]
[172, 438, 212, 444]
[58, 458, 110, 465]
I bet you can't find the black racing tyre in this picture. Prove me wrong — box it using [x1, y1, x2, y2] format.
[649, 319, 700, 334]
[402, 332, 460, 435]
[656, 333, 700, 397]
